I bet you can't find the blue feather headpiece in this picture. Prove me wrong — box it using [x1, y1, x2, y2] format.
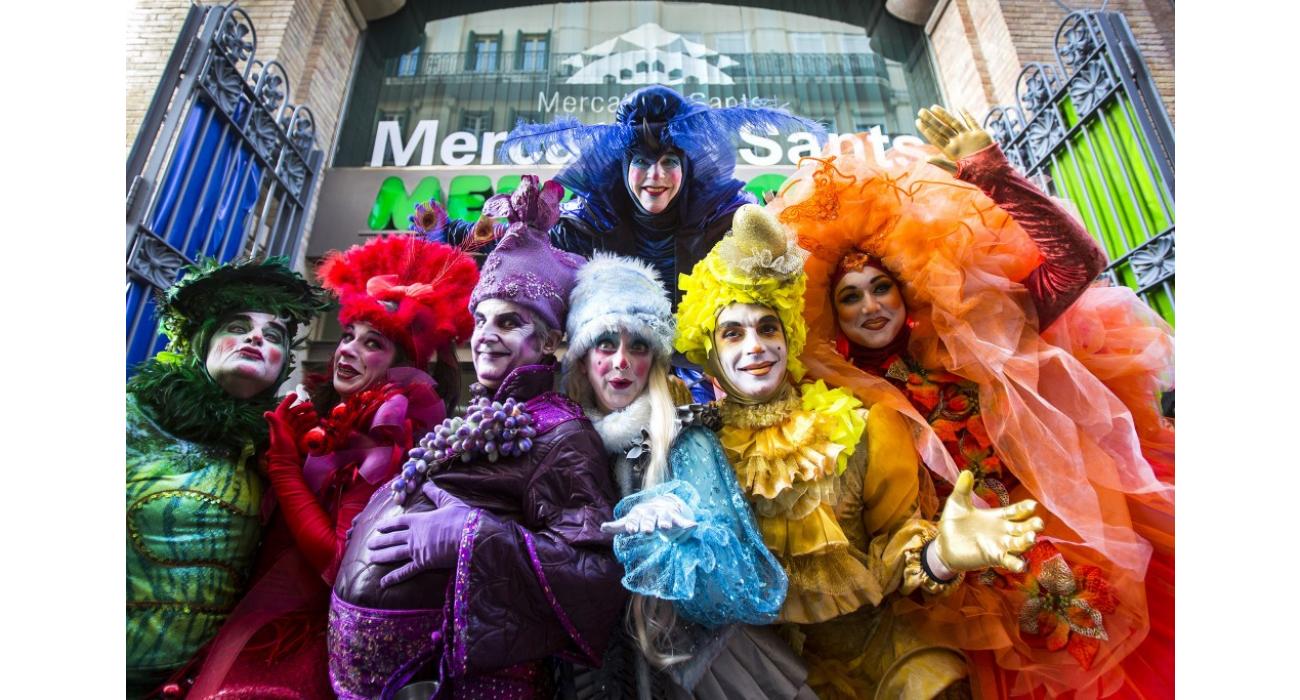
[500, 85, 824, 233]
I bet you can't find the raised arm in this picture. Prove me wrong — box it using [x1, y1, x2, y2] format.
[432, 215, 597, 260]
[263, 395, 338, 575]
[917, 106, 1109, 329]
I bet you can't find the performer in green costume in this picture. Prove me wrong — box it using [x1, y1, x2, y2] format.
[125, 258, 330, 697]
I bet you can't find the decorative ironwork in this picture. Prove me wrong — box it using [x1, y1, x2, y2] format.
[1068, 61, 1114, 116]
[984, 107, 1029, 171]
[245, 61, 290, 160]
[214, 7, 256, 68]
[1016, 64, 1060, 117]
[127, 235, 187, 290]
[1129, 234, 1174, 289]
[248, 106, 282, 161]
[983, 10, 1175, 322]
[285, 106, 317, 157]
[201, 54, 245, 114]
[1056, 12, 1097, 76]
[126, 3, 323, 374]
[253, 62, 287, 115]
[279, 153, 307, 197]
[1024, 109, 1064, 164]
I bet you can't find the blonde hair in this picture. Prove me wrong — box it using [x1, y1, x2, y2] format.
[564, 355, 688, 668]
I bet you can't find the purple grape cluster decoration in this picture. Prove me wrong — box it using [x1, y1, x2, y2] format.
[392, 385, 537, 504]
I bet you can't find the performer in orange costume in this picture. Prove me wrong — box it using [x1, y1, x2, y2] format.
[770, 105, 1174, 698]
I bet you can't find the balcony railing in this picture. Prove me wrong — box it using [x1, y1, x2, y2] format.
[386, 51, 890, 81]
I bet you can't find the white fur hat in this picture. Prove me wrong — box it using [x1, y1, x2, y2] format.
[563, 253, 675, 372]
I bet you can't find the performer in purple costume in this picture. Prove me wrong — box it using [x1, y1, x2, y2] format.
[329, 176, 626, 700]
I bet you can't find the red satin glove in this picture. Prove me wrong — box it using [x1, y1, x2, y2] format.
[265, 394, 307, 466]
[264, 393, 338, 574]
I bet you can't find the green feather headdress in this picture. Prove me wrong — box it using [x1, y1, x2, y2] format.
[128, 257, 333, 447]
[158, 256, 334, 361]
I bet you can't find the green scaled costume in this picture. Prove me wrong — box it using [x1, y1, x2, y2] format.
[125, 258, 330, 696]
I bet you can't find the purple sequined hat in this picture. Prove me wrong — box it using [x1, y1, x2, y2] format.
[469, 175, 584, 330]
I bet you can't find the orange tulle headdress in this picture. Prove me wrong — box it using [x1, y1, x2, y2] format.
[770, 138, 1174, 697]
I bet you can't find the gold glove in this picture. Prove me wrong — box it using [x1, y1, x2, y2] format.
[933, 471, 1043, 574]
[915, 105, 995, 175]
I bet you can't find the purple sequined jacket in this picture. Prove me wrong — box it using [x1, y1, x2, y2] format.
[332, 362, 626, 690]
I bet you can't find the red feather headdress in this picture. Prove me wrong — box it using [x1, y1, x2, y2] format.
[317, 231, 478, 367]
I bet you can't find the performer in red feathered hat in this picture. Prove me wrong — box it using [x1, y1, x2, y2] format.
[186, 204, 479, 698]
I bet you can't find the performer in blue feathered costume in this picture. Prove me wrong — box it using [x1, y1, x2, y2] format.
[560, 252, 812, 700]
[432, 85, 818, 307]
[426, 85, 821, 401]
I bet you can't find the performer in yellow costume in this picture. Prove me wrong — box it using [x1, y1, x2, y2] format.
[675, 204, 1044, 698]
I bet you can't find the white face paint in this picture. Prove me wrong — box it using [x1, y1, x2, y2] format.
[205, 311, 290, 399]
[627, 152, 684, 214]
[332, 320, 399, 398]
[470, 299, 558, 388]
[584, 329, 654, 412]
[834, 265, 907, 350]
[713, 303, 788, 402]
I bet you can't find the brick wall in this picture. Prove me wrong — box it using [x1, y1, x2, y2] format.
[127, 0, 361, 153]
[927, 0, 1175, 124]
[929, 0, 995, 117]
[967, 0, 1021, 109]
[125, 0, 194, 157]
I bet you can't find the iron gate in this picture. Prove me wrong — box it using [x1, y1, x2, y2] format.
[125, 2, 323, 374]
[983, 10, 1174, 324]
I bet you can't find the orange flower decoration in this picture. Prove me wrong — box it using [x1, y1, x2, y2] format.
[1012, 542, 1118, 671]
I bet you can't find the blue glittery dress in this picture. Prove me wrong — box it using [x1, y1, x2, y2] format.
[611, 426, 787, 628]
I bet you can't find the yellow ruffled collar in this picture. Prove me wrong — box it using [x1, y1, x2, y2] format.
[719, 384, 801, 429]
[720, 381, 867, 501]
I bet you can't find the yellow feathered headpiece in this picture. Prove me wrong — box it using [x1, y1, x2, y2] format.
[675, 203, 810, 380]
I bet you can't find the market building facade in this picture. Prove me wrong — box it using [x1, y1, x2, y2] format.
[126, 0, 1174, 371]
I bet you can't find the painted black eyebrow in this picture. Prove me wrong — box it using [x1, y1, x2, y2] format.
[225, 312, 286, 331]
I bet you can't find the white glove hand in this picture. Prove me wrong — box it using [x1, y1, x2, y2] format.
[601, 493, 697, 535]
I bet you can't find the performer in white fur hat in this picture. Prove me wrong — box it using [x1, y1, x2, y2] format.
[562, 252, 810, 699]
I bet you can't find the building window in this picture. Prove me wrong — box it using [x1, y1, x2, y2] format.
[790, 33, 827, 76]
[812, 115, 838, 133]
[510, 109, 543, 128]
[714, 32, 748, 55]
[518, 32, 549, 71]
[396, 46, 421, 76]
[852, 104, 889, 134]
[840, 34, 871, 55]
[468, 32, 501, 72]
[790, 33, 827, 54]
[461, 110, 493, 137]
